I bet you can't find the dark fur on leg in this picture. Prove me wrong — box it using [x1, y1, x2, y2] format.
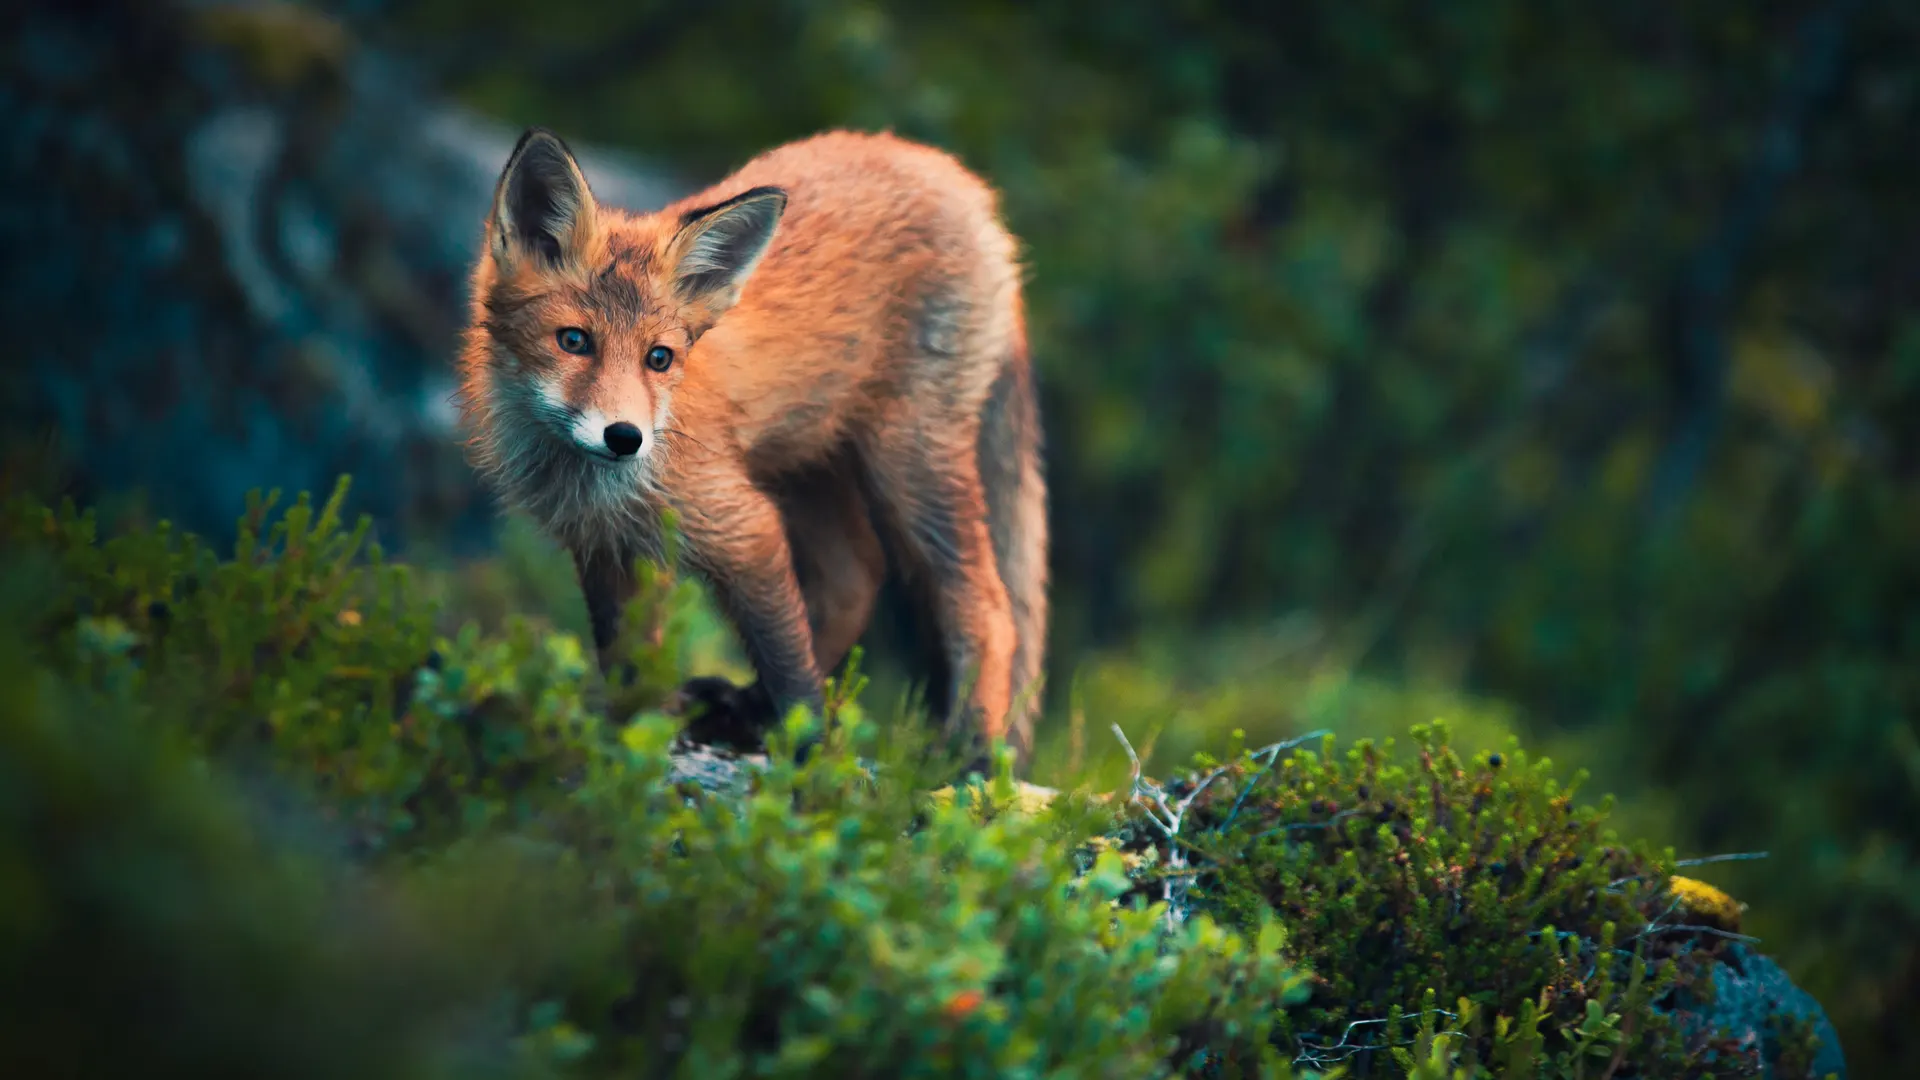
[672, 676, 830, 766]
[672, 675, 777, 751]
[575, 546, 641, 686]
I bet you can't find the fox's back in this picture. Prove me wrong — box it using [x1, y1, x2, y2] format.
[662, 131, 1025, 468]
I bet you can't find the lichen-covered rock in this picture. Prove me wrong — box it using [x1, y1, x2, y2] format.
[1666, 944, 1848, 1080]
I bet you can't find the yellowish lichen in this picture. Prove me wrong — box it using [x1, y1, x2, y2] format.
[923, 778, 1062, 820]
[1667, 875, 1747, 933]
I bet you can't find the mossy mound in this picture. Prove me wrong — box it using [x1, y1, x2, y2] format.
[1073, 729, 1844, 1077]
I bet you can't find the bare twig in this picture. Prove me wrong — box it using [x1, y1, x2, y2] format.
[1610, 849, 1770, 888]
[1293, 1010, 1466, 1068]
[1253, 808, 1364, 843]
[1675, 851, 1771, 869]
[1217, 728, 1332, 834]
[1657, 923, 1762, 944]
[1617, 894, 1764, 947]
[1108, 723, 1238, 928]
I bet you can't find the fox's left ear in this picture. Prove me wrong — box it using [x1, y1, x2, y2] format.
[488, 127, 597, 270]
[665, 186, 788, 311]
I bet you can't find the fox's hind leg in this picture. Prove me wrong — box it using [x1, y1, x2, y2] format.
[857, 409, 1018, 770]
[974, 352, 1048, 762]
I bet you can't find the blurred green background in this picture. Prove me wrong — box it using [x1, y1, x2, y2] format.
[8, 0, 1916, 1074]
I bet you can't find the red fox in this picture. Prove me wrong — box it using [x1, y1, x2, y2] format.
[454, 127, 1048, 767]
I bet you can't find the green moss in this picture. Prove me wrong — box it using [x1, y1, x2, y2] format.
[1093, 726, 1833, 1077]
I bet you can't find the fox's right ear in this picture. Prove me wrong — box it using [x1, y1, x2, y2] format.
[665, 186, 788, 311]
[488, 127, 597, 270]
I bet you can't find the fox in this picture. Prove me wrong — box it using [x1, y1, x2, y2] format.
[453, 127, 1049, 769]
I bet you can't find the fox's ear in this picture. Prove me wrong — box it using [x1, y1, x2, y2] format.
[665, 186, 787, 309]
[489, 127, 596, 269]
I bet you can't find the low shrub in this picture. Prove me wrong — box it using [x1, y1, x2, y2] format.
[0, 478, 1304, 1079]
[1101, 726, 1837, 1077]
[0, 477, 1840, 1078]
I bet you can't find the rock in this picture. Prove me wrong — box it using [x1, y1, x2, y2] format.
[1665, 942, 1849, 1080]
[1640, 877, 1844, 1078]
[665, 739, 766, 799]
[1, 0, 688, 554]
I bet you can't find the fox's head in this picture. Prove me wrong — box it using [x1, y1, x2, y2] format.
[457, 127, 786, 542]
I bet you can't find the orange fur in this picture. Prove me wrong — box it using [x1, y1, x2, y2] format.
[455, 128, 1049, 765]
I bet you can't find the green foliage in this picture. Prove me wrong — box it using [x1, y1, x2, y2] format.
[1104, 723, 1828, 1077]
[411, 508, 753, 690]
[1, 480, 1310, 1079]
[0, 583, 481, 1080]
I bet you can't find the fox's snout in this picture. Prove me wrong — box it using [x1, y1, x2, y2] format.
[565, 406, 648, 461]
[538, 377, 653, 461]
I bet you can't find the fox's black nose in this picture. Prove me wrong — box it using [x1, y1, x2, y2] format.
[603, 422, 644, 457]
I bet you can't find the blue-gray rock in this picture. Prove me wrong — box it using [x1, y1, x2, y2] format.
[1667, 943, 1848, 1080]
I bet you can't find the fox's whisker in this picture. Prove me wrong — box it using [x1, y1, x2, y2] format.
[657, 428, 715, 455]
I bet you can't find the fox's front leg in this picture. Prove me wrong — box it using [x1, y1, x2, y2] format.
[573, 546, 639, 671]
[675, 477, 827, 737]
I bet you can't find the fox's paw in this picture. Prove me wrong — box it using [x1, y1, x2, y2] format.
[671, 675, 779, 751]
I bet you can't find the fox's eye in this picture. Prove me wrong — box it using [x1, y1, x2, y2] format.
[645, 345, 675, 372]
[555, 327, 592, 355]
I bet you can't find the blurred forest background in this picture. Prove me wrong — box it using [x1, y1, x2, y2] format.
[5, 0, 1916, 1073]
